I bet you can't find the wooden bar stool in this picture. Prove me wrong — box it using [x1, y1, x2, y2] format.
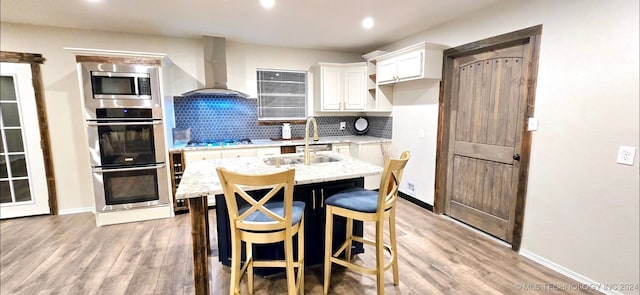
[216, 168, 305, 295]
[323, 151, 410, 295]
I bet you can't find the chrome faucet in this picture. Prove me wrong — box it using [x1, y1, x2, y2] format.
[304, 117, 319, 165]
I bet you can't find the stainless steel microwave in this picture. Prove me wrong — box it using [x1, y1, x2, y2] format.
[80, 62, 161, 109]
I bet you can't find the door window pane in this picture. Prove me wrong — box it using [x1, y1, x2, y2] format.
[0, 181, 10, 203]
[5, 129, 24, 152]
[9, 155, 27, 177]
[14, 179, 31, 202]
[1, 102, 21, 127]
[0, 76, 17, 101]
[0, 156, 6, 178]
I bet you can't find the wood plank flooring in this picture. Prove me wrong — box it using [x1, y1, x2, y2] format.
[0, 199, 601, 294]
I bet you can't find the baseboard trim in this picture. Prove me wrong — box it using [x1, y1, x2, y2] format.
[519, 249, 623, 295]
[95, 205, 172, 226]
[398, 192, 433, 211]
[58, 207, 94, 215]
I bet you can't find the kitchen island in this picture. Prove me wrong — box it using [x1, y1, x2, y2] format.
[175, 151, 382, 295]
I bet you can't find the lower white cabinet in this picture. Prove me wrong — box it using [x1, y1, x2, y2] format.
[350, 142, 384, 189]
[332, 143, 350, 156]
[222, 149, 257, 159]
[255, 147, 281, 157]
[185, 147, 281, 165]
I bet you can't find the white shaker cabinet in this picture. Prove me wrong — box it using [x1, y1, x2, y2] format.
[350, 142, 385, 190]
[376, 42, 445, 85]
[317, 62, 367, 111]
[320, 66, 342, 110]
[332, 143, 351, 156]
[396, 49, 424, 81]
[376, 58, 398, 84]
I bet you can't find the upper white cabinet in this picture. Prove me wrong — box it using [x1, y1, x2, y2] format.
[376, 58, 398, 84]
[358, 42, 445, 113]
[362, 50, 392, 112]
[376, 42, 445, 85]
[316, 62, 367, 112]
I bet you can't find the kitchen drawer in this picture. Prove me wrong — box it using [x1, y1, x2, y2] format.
[222, 148, 257, 158]
[256, 147, 281, 156]
[184, 150, 223, 163]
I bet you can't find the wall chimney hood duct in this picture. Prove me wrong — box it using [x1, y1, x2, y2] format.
[181, 36, 250, 98]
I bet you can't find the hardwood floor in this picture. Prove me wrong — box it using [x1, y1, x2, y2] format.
[0, 199, 601, 295]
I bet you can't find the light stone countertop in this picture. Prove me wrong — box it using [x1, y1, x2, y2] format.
[170, 135, 391, 152]
[175, 151, 383, 200]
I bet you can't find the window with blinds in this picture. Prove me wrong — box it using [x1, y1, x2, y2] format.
[256, 69, 307, 121]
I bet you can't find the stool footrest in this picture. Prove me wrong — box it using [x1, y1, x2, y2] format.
[330, 237, 395, 275]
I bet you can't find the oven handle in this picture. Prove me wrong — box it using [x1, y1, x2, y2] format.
[93, 163, 165, 173]
[86, 121, 162, 126]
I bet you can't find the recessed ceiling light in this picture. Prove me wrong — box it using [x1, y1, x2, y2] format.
[260, 0, 275, 9]
[362, 17, 374, 30]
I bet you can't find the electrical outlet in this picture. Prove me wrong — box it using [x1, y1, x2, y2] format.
[616, 146, 636, 165]
[339, 122, 346, 131]
[527, 117, 538, 131]
[407, 182, 416, 194]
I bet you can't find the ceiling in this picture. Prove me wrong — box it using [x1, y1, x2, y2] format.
[0, 0, 503, 53]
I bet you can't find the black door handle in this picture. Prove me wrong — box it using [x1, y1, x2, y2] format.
[513, 154, 521, 161]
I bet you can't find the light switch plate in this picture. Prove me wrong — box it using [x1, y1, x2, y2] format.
[527, 117, 538, 131]
[418, 128, 425, 138]
[616, 146, 636, 165]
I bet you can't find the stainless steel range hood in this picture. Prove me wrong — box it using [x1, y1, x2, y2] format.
[181, 36, 250, 98]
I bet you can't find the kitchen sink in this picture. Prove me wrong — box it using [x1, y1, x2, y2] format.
[263, 156, 302, 166]
[308, 155, 341, 163]
[263, 155, 342, 166]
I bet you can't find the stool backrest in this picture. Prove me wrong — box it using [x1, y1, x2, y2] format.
[377, 151, 411, 214]
[216, 167, 296, 232]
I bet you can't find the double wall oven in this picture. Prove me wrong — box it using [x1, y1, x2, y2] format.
[80, 61, 169, 212]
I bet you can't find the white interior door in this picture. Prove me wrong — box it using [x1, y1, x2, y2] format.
[0, 62, 50, 219]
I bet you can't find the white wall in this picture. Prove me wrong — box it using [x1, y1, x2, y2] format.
[225, 41, 362, 98]
[387, 0, 639, 292]
[391, 79, 440, 204]
[0, 24, 203, 213]
[0, 23, 361, 213]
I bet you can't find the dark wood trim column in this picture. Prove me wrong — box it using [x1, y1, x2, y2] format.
[187, 196, 210, 295]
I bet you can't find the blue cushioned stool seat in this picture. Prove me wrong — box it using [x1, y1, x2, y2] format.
[239, 201, 306, 225]
[324, 188, 378, 213]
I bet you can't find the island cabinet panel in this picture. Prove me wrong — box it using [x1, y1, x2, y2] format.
[215, 177, 365, 274]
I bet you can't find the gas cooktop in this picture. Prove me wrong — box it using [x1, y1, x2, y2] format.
[186, 139, 253, 147]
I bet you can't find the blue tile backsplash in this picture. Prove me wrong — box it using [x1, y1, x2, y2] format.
[173, 96, 392, 140]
